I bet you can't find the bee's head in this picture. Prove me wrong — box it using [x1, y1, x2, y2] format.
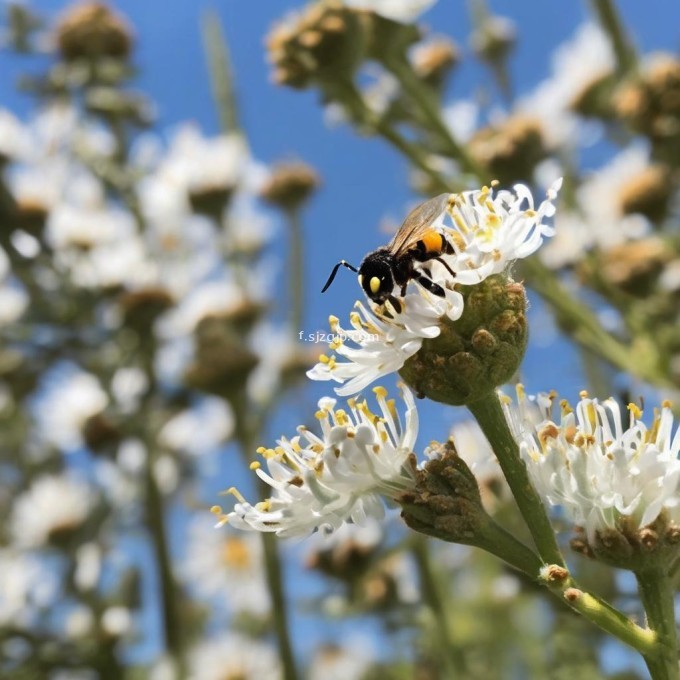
[358, 249, 395, 303]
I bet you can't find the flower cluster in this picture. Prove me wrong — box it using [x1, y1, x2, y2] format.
[502, 386, 680, 541]
[216, 386, 419, 537]
[308, 179, 561, 396]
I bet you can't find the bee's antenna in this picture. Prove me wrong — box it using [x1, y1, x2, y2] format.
[322, 260, 358, 293]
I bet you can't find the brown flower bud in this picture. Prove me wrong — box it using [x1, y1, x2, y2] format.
[468, 116, 547, 185]
[266, 1, 367, 90]
[411, 36, 459, 90]
[399, 275, 528, 406]
[55, 2, 133, 62]
[618, 164, 673, 224]
[260, 161, 320, 211]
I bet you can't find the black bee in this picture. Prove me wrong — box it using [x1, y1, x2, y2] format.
[322, 193, 456, 314]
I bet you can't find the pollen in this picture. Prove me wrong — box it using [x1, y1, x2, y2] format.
[249, 461, 261, 471]
[627, 403, 643, 420]
[319, 354, 330, 364]
[372, 386, 388, 399]
[256, 446, 267, 455]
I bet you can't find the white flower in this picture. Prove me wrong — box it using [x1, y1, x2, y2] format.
[10, 474, 95, 547]
[221, 386, 419, 538]
[308, 642, 373, 680]
[187, 632, 281, 680]
[33, 365, 109, 451]
[309, 180, 561, 395]
[182, 518, 270, 616]
[519, 23, 615, 148]
[0, 108, 29, 160]
[0, 549, 59, 627]
[160, 124, 248, 198]
[342, 0, 437, 23]
[159, 398, 234, 456]
[449, 420, 507, 494]
[540, 145, 650, 269]
[502, 386, 680, 542]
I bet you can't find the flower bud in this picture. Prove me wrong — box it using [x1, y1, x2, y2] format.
[468, 116, 547, 185]
[266, 1, 367, 90]
[260, 161, 320, 211]
[184, 315, 259, 399]
[570, 512, 680, 572]
[399, 275, 528, 406]
[399, 440, 490, 544]
[411, 36, 460, 91]
[55, 2, 133, 62]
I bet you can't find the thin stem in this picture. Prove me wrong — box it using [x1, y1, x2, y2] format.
[201, 9, 242, 135]
[411, 536, 468, 676]
[329, 79, 452, 193]
[542, 579, 659, 657]
[636, 568, 680, 680]
[145, 455, 185, 668]
[383, 55, 486, 178]
[236, 415, 299, 680]
[476, 519, 544, 576]
[466, 392, 565, 567]
[287, 207, 304, 332]
[588, 0, 637, 75]
[520, 258, 673, 390]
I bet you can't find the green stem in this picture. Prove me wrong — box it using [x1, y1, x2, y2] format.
[411, 536, 467, 676]
[145, 455, 185, 670]
[636, 568, 680, 680]
[287, 207, 304, 332]
[201, 9, 242, 135]
[588, 0, 637, 75]
[466, 392, 565, 567]
[383, 55, 486, 178]
[476, 519, 544, 576]
[329, 79, 452, 193]
[521, 258, 673, 389]
[543, 580, 659, 657]
[236, 416, 299, 680]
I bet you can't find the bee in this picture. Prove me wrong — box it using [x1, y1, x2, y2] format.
[322, 193, 457, 314]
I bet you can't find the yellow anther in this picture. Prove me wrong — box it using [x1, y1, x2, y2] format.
[490, 179, 499, 187]
[486, 213, 502, 227]
[579, 390, 589, 399]
[335, 409, 348, 425]
[662, 399, 672, 409]
[210, 505, 223, 515]
[255, 499, 272, 512]
[560, 399, 573, 416]
[516, 383, 526, 399]
[319, 354, 330, 364]
[329, 315, 339, 330]
[256, 446, 267, 455]
[315, 410, 326, 420]
[524, 209, 536, 217]
[627, 403, 643, 420]
[226, 487, 246, 503]
[372, 386, 388, 399]
[347, 397, 357, 409]
[249, 461, 261, 470]
[329, 341, 341, 350]
[291, 441, 302, 453]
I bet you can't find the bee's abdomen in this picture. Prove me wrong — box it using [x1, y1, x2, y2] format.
[420, 230, 445, 253]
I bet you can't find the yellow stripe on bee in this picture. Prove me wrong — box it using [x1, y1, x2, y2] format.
[421, 229, 444, 253]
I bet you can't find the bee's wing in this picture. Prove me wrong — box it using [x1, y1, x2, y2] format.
[389, 193, 450, 258]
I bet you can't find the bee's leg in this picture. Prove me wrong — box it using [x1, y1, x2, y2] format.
[414, 273, 445, 297]
[433, 256, 456, 279]
[400, 284, 407, 296]
[387, 295, 403, 314]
